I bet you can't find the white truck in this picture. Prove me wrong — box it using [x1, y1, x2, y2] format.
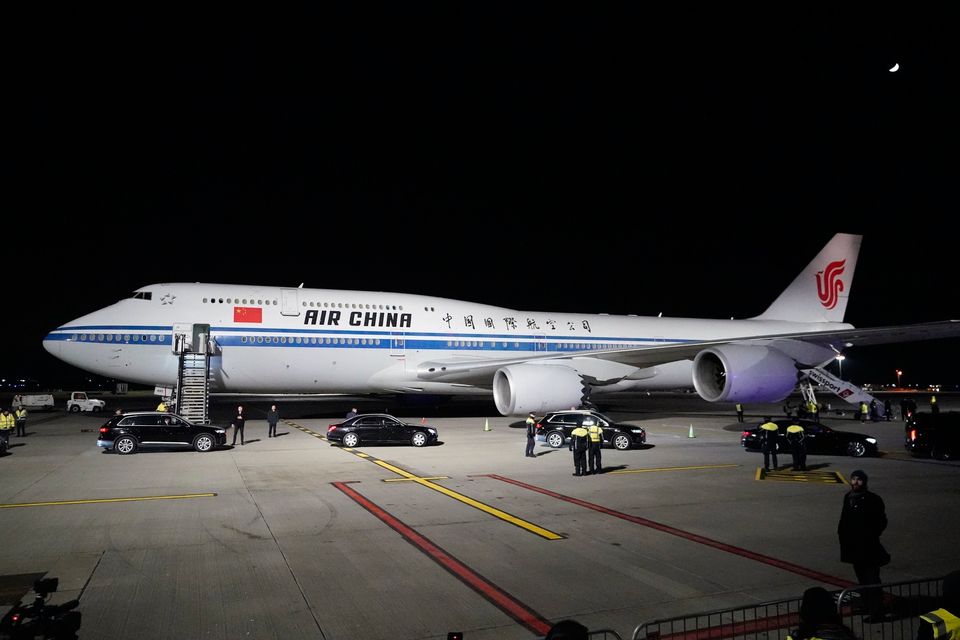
[66, 392, 106, 413]
[12, 394, 56, 410]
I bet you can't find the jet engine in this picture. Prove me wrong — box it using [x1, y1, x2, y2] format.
[493, 364, 586, 416]
[692, 344, 798, 403]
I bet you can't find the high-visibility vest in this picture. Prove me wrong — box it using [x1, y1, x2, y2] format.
[736, 404, 743, 412]
[919, 608, 960, 640]
[931, 395, 938, 405]
[587, 424, 602, 442]
[15, 409, 27, 421]
[0, 413, 14, 430]
[156, 402, 167, 412]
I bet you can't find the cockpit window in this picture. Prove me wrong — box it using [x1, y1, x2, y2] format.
[131, 291, 153, 300]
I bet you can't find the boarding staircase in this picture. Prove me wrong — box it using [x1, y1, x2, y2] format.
[798, 366, 883, 417]
[176, 351, 211, 423]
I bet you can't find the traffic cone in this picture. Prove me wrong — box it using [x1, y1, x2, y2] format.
[483, 418, 491, 432]
[688, 424, 696, 438]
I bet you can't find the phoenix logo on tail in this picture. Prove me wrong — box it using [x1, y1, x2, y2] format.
[816, 260, 846, 309]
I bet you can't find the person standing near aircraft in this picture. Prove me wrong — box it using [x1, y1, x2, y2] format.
[760, 418, 779, 471]
[346, 407, 358, 419]
[231, 405, 246, 446]
[786, 423, 806, 471]
[585, 416, 603, 474]
[859, 402, 868, 423]
[569, 423, 589, 476]
[838, 469, 889, 620]
[267, 404, 279, 438]
[0, 408, 14, 448]
[931, 394, 939, 415]
[525, 412, 536, 457]
[735, 403, 744, 423]
[14, 405, 27, 437]
[156, 400, 167, 412]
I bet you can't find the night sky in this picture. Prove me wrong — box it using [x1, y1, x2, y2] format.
[7, 7, 958, 388]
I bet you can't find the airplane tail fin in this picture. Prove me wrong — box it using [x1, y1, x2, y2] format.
[754, 233, 862, 323]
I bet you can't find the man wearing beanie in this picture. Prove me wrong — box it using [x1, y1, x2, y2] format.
[838, 469, 889, 621]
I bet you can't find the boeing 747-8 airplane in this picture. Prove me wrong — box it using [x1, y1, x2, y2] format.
[43, 234, 958, 415]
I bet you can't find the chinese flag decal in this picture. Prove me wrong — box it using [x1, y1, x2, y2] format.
[234, 307, 263, 323]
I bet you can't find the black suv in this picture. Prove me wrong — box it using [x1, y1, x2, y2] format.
[97, 412, 227, 455]
[535, 410, 646, 450]
[905, 411, 959, 460]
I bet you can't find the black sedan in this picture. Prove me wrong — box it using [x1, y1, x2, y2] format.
[97, 412, 227, 454]
[326, 414, 439, 447]
[535, 410, 646, 450]
[740, 418, 878, 458]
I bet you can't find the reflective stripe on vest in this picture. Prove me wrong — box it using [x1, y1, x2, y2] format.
[920, 609, 960, 640]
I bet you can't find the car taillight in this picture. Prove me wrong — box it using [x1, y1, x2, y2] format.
[909, 429, 917, 441]
[741, 431, 752, 437]
[327, 425, 338, 433]
[99, 427, 109, 435]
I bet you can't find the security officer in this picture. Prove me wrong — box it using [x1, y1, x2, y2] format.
[786, 423, 806, 471]
[931, 394, 940, 415]
[0, 408, 15, 449]
[525, 412, 536, 458]
[585, 416, 603, 474]
[14, 405, 27, 437]
[918, 570, 960, 640]
[569, 422, 589, 477]
[859, 401, 868, 423]
[735, 403, 744, 423]
[759, 418, 779, 471]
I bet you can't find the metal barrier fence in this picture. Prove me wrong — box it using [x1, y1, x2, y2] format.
[632, 576, 944, 640]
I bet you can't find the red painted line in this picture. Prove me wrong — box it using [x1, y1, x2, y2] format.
[650, 611, 799, 640]
[333, 481, 552, 636]
[484, 474, 853, 588]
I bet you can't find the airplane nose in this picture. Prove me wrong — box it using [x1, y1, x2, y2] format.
[43, 334, 62, 358]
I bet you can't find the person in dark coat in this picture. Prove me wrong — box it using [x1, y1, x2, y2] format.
[759, 418, 779, 471]
[838, 469, 889, 619]
[266, 404, 279, 438]
[525, 412, 537, 458]
[569, 424, 589, 477]
[787, 587, 857, 640]
[786, 424, 807, 471]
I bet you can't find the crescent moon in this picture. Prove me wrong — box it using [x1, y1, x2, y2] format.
[889, 63, 900, 72]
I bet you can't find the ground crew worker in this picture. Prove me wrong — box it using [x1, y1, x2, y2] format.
[14, 405, 27, 437]
[569, 423, 589, 476]
[759, 418, 779, 472]
[525, 412, 536, 458]
[931, 394, 940, 415]
[786, 424, 806, 471]
[859, 401, 868, 423]
[918, 570, 960, 640]
[736, 403, 744, 423]
[156, 400, 168, 412]
[0, 408, 14, 448]
[807, 400, 819, 421]
[584, 416, 603, 474]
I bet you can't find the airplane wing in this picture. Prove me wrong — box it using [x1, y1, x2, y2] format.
[415, 320, 960, 385]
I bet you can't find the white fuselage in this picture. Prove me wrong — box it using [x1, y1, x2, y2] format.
[43, 283, 844, 395]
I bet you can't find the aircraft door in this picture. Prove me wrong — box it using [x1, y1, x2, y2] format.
[536, 335, 548, 352]
[172, 323, 193, 354]
[281, 289, 300, 317]
[390, 332, 405, 358]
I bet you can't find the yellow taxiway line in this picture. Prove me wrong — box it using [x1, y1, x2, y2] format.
[0, 493, 217, 509]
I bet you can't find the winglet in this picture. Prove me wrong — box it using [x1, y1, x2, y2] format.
[754, 233, 862, 323]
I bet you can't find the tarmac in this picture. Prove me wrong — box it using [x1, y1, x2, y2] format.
[0, 393, 957, 639]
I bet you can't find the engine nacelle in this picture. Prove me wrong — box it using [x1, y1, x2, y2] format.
[493, 364, 585, 416]
[692, 344, 798, 403]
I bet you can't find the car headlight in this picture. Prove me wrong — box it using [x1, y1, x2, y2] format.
[866, 437, 877, 444]
[215, 429, 225, 434]
[427, 428, 437, 434]
[631, 429, 643, 433]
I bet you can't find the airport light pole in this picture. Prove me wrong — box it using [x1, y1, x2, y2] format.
[836, 355, 845, 380]
[896, 369, 902, 387]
